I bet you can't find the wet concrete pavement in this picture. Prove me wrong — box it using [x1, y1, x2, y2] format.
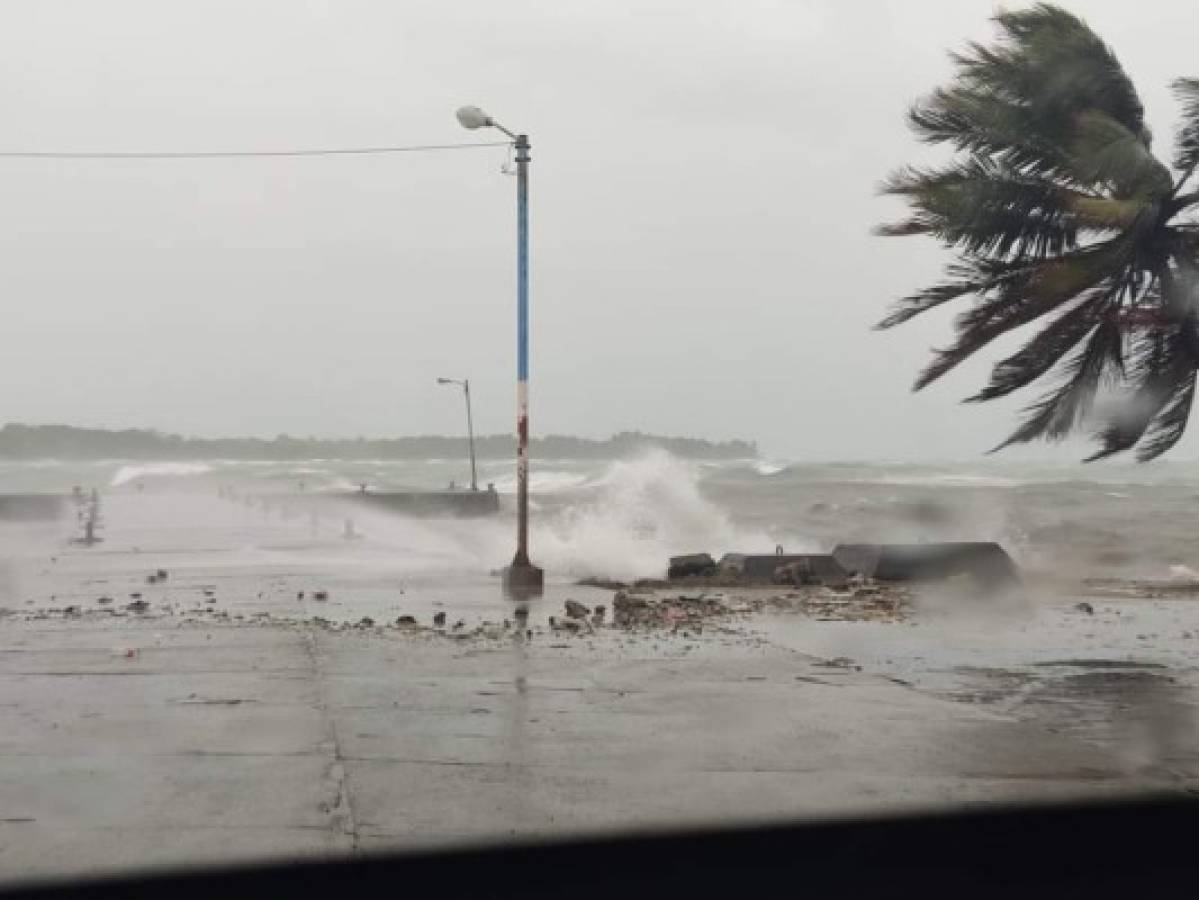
[0, 614, 1174, 884]
[2, 489, 1195, 884]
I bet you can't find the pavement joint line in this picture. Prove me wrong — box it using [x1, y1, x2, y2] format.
[303, 631, 360, 853]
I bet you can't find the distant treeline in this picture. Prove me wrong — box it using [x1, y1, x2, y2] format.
[0, 424, 757, 461]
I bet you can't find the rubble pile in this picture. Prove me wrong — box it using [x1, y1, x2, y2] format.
[605, 580, 912, 631]
[612, 590, 732, 631]
[782, 582, 911, 622]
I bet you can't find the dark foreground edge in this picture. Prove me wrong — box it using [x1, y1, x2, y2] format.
[4, 795, 1197, 899]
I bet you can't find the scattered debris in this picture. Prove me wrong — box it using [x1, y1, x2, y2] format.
[1075, 601, 1095, 615]
[613, 589, 725, 630]
[609, 582, 910, 631]
[816, 656, 862, 671]
[1084, 577, 1199, 599]
[126, 599, 150, 614]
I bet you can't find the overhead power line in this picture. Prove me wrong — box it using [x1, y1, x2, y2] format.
[0, 141, 511, 160]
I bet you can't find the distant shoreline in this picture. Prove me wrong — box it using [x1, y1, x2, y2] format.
[0, 423, 758, 461]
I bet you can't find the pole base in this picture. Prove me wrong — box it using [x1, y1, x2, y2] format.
[502, 562, 544, 601]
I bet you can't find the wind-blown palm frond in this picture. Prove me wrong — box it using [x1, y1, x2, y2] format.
[1086, 320, 1198, 460]
[1133, 369, 1196, 461]
[967, 289, 1113, 402]
[878, 3, 1199, 460]
[1173, 78, 1199, 175]
[993, 318, 1124, 450]
[1067, 110, 1172, 195]
[911, 238, 1130, 390]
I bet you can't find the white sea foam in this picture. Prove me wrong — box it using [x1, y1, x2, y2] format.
[109, 462, 213, 487]
[752, 460, 788, 476]
[487, 470, 592, 494]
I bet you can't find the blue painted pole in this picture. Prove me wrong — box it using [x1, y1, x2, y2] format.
[513, 133, 532, 569]
[453, 106, 542, 596]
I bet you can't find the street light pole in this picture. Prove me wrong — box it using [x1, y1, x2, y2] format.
[456, 105, 543, 597]
[513, 132, 532, 571]
[436, 377, 478, 492]
[463, 379, 478, 493]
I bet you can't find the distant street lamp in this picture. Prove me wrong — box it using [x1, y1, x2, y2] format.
[457, 105, 543, 597]
[436, 377, 478, 492]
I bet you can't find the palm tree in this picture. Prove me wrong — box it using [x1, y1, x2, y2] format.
[878, 3, 1199, 460]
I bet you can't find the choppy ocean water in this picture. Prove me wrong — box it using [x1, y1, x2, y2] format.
[3, 450, 1198, 582]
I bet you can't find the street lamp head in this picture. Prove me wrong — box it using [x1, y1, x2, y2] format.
[455, 106, 492, 130]
[436, 377, 453, 385]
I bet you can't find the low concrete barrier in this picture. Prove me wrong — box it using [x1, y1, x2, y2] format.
[345, 490, 500, 518]
[254, 489, 501, 519]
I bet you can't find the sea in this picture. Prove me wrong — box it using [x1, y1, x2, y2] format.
[3, 449, 1198, 584]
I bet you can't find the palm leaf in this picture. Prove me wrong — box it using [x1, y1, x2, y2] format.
[993, 319, 1124, 449]
[1067, 110, 1172, 197]
[1087, 323, 1196, 459]
[912, 238, 1133, 390]
[1173, 77, 1199, 174]
[877, 4, 1199, 459]
[1135, 368, 1196, 461]
[967, 289, 1114, 402]
[876, 257, 1031, 329]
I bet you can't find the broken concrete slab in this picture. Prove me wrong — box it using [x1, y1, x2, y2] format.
[718, 553, 849, 586]
[668, 553, 717, 579]
[832, 542, 1020, 588]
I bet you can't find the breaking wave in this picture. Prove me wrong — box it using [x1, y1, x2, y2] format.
[332, 449, 810, 580]
[529, 449, 809, 578]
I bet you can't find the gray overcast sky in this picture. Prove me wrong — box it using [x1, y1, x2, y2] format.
[0, 0, 1195, 460]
